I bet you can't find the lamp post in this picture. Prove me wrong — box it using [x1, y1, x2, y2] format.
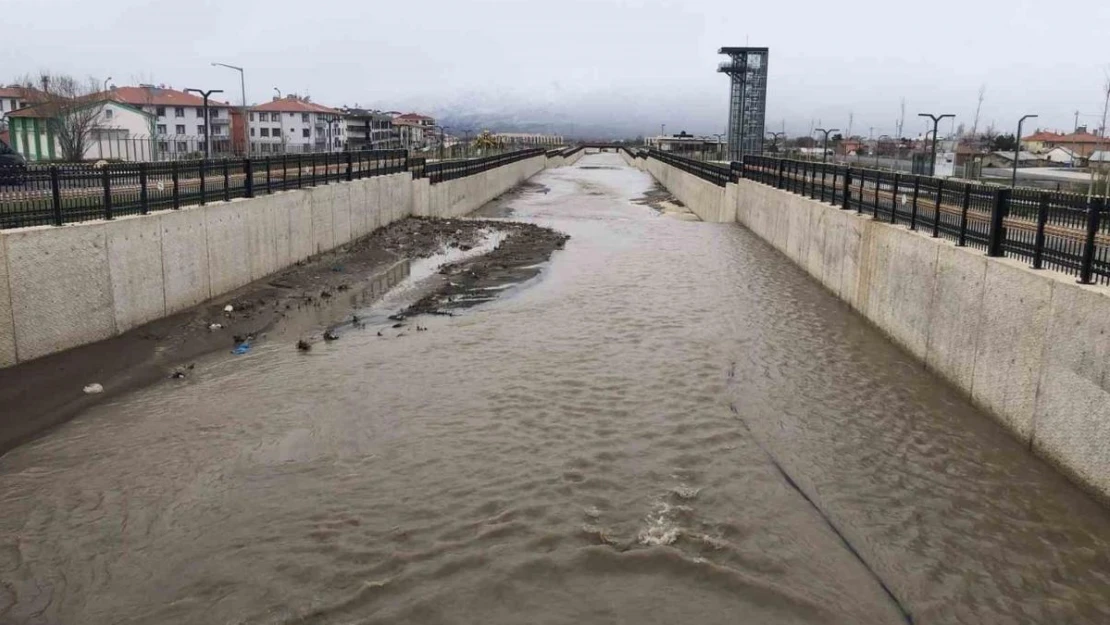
[185, 88, 224, 159]
[766, 131, 785, 155]
[814, 127, 839, 163]
[918, 113, 955, 176]
[273, 87, 285, 154]
[212, 62, 248, 155]
[1012, 114, 1038, 188]
[103, 76, 112, 93]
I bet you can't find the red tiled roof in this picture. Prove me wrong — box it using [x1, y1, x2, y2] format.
[395, 113, 433, 121]
[0, 87, 24, 98]
[109, 86, 231, 108]
[252, 97, 339, 114]
[1022, 130, 1062, 142]
[1023, 130, 1105, 144]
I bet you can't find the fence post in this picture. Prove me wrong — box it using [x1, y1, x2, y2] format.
[842, 167, 852, 210]
[1077, 197, 1103, 284]
[873, 173, 880, 218]
[199, 160, 206, 205]
[987, 188, 1010, 257]
[244, 159, 255, 198]
[50, 166, 63, 226]
[297, 155, 303, 188]
[346, 151, 353, 181]
[957, 183, 971, 246]
[776, 159, 784, 188]
[102, 166, 113, 220]
[139, 162, 149, 215]
[1031, 192, 1048, 269]
[171, 161, 180, 209]
[909, 176, 920, 230]
[222, 159, 231, 202]
[265, 157, 272, 194]
[932, 178, 943, 237]
[890, 173, 900, 224]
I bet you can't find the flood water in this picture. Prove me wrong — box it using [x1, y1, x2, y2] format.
[2, 153, 1110, 624]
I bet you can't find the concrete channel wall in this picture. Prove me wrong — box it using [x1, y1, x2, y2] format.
[0, 154, 550, 368]
[644, 156, 1110, 501]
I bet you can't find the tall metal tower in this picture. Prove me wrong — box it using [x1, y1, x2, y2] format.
[718, 47, 769, 162]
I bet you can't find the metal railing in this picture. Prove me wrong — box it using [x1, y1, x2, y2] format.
[0, 150, 408, 229]
[421, 148, 544, 184]
[739, 155, 1110, 285]
[648, 148, 732, 187]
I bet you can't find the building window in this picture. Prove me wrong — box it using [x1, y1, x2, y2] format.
[158, 141, 169, 153]
[175, 124, 185, 135]
[197, 107, 205, 118]
[157, 124, 167, 135]
[271, 113, 280, 122]
[260, 143, 270, 153]
[174, 107, 184, 118]
[176, 141, 188, 152]
[250, 127, 256, 137]
[260, 128, 269, 137]
[249, 112, 255, 121]
[302, 113, 309, 123]
[209, 108, 219, 118]
[302, 129, 310, 138]
[104, 109, 113, 119]
[198, 124, 206, 136]
[156, 106, 166, 117]
[288, 112, 295, 119]
[276, 128, 283, 135]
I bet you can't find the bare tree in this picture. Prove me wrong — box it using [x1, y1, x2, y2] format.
[16, 72, 103, 161]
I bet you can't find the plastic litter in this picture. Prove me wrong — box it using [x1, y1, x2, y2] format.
[209, 323, 223, 331]
[83, 383, 104, 394]
[233, 342, 251, 355]
[224, 304, 234, 313]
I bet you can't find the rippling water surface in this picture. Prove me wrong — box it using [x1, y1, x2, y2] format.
[3, 153, 1110, 625]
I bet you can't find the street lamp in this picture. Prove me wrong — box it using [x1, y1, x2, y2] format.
[918, 113, 955, 176]
[814, 127, 839, 163]
[273, 88, 285, 154]
[1013, 114, 1038, 188]
[766, 131, 786, 154]
[185, 88, 224, 159]
[103, 76, 112, 93]
[212, 62, 248, 155]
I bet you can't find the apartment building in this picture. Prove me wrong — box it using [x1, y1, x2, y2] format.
[108, 85, 234, 158]
[493, 132, 564, 146]
[6, 99, 155, 161]
[342, 108, 398, 150]
[392, 113, 436, 150]
[250, 96, 346, 154]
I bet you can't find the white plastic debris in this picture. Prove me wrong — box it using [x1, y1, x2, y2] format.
[209, 323, 223, 331]
[83, 383, 104, 394]
[224, 304, 234, 313]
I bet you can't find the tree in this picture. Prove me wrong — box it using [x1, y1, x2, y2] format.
[991, 133, 1017, 152]
[16, 72, 103, 161]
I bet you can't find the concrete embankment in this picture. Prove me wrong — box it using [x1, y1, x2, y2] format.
[642, 153, 1110, 501]
[0, 153, 553, 367]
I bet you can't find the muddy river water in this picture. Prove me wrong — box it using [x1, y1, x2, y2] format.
[2, 153, 1110, 624]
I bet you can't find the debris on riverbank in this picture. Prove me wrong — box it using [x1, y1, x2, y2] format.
[0, 216, 569, 455]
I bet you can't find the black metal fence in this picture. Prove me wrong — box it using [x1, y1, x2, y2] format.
[0, 148, 548, 230]
[647, 148, 731, 186]
[739, 155, 1110, 285]
[422, 148, 544, 184]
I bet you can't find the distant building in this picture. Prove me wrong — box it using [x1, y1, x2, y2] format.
[645, 131, 716, 155]
[981, 151, 1045, 168]
[250, 95, 346, 154]
[1043, 146, 1080, 166]
[341, 108, 397, 150]
[0, 86, 35, 130]
[5, 99, 155, 162]
[1021, 128, 1107, 158]
[107, 85, 235, 159]
[392, 113, 436, 150]
[1089, 150, 1110, 169]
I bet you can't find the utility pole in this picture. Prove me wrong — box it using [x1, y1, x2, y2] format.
[185, 87, 224, 159]
[897, 97, 906, 139]
[971, 84, 986, 138]
[918, 113, 955, 176]
[1013, 114, 1038, 187]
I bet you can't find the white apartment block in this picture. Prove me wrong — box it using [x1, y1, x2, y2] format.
[249, 96, 346, 154]
[108, 85, 233, 158]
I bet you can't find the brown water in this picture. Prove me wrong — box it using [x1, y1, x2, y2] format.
[2, 153, 1110, 625]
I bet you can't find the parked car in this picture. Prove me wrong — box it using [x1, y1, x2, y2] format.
[0, 140, 27, 186]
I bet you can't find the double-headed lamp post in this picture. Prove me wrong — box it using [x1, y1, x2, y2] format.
[918, 113, 955, 176]
[814, 128, 839, 163]
[1013, 114, 1038, 187]
[185, 88, 224, 159]
[766, 131, 786, 154]
[212, 62, 248, 155]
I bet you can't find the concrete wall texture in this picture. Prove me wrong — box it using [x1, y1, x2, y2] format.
[0, 154, 550, 369]
[644, 155, 1110, 501]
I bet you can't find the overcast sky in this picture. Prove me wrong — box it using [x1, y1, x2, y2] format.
[5, 0, 1109, 138]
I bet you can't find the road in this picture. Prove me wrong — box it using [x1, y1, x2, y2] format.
[1, 153, 1109, 624]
